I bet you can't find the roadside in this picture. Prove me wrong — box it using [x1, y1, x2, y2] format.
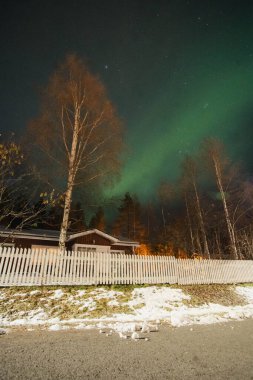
[1, 319, 253, 380]
[0, 284, 253, 338]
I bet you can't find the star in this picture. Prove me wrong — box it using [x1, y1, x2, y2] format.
[104, 64, 109, 70]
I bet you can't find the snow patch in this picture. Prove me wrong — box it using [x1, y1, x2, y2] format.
[93, 289, 122, 300]
[107, 299, 119, 307]
[76, 290, 86, 297]
[236, 286, 253, 302]
[50, 289, 64, 300]
[78, 298, 97, 311]
[30, 290, 41, 296]
[13, 292, 28, 298]
[0, 292, 6, 301]
[49, 324, 70, 331]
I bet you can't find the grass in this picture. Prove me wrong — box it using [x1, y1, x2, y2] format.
[180, 284, 247, 307]
[88, 299, 133, 319]
[237, 283, 253, 287]
[0, 283, 251, 322]
[0, 285, 134, 321]
[54, 304, 88, 319]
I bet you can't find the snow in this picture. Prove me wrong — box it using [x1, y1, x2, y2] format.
[118, 332, 127, 339]
[0, 285, 253, 337]
[126, 287, 190, 321]
[50, 289, 64, 300]
[76, 290, 86, 297]
[107, 299, 119, 307]
[92, 289, 121, 298]
[30, 290, 41, 296]
[13, 292, 28, 298]
[76, 297, 97, 311]
[49, 324, 70, 331]
[236, 286, 253, 302]
[0, 292, 6, 301]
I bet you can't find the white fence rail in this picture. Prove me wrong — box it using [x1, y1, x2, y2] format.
[0, 248, 253, 286]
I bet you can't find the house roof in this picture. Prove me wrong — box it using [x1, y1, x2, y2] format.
[68, 229, 118, 243]
[0, 228, 60, 241]
[0, 227, 139, 246]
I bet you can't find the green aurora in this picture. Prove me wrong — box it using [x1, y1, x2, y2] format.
[108, 26, 253, 199]
[1, 1, 253, 201]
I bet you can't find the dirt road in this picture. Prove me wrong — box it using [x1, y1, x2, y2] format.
[1, 319, 253, 380]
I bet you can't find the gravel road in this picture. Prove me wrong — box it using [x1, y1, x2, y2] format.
[1, 319, 253, 380]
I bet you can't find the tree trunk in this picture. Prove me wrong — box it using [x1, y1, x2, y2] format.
[59, 107, 79, 250]
[193, 181, 210, 259]
[215, 229, 222, 259]
[184, 193, 195, 254]
[195, 230, 202, 255]
[213, 159, 238, 259]
[59, 179, 74, 251]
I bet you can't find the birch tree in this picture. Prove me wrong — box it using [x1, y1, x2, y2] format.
[157, 181, 174, 242]
[202, 138, 238, 259]
[28, 55, 123, 249]
[180, 155, 211, 258]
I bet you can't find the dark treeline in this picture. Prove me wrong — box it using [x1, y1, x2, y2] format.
[1, 134, 253, 259]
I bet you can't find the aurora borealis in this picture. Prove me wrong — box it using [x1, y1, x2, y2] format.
[1, 1, 253, 199]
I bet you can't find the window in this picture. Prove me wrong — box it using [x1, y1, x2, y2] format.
[77, 246, 96, 253]
[72, 244, 110, 253]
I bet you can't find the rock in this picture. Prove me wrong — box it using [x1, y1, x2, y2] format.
[0, 329, 6, 335]
[149, 325, 159, 332]
[131, 332, 139, 340]
[141, 322, 150, 333]
[118, 332, 127, 339]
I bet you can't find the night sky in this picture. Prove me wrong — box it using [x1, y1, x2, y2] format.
[1, 0, 253, 199]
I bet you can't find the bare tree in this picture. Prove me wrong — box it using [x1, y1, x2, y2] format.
[202, 138, 239, 259]
[0, 140, 52, 240]
[180, 155, 211, 258]
[28, 55, 123, 249]
[184, 191, 196, 254]
[157, 181, 174, 242]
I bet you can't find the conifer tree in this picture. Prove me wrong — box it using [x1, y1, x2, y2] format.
[112, 193, 146, 241]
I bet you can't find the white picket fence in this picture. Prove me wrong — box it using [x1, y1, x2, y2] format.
[0, 247, 253, 286]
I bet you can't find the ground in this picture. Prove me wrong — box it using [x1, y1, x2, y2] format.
[1, 319, 253, 380]
[0, 284, 253, 337]
[1, 284, 253, 379]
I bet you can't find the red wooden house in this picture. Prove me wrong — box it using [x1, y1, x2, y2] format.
[0, 228, 139, 254]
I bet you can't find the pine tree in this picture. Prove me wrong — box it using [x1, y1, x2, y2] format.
[89, 206, 106, 231]
[112, 193, 146, 241]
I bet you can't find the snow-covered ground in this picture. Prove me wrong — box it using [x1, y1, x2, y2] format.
[0, 285, 253, 339]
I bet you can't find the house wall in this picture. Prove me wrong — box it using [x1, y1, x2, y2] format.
[0, 236, 59, 249]
[69, 234, 134, 254]
[111, 245, 134, 255]
[70, 233, 111, 247]
[0, 233, 136, 254]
